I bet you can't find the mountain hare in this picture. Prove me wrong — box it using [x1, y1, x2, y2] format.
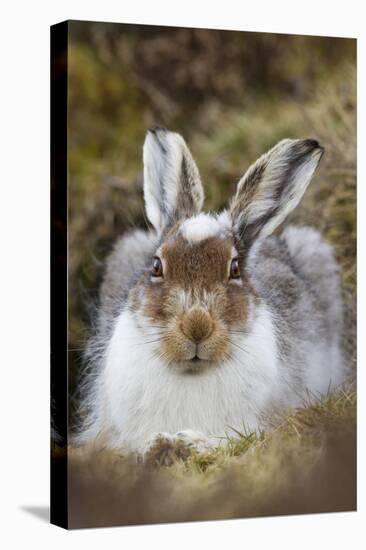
[77, 129, 344, 459]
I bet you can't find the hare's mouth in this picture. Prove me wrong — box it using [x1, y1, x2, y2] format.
[188, 352, 209, 365]
[177, 355, 212, 374]
[161, 331, 229, 370]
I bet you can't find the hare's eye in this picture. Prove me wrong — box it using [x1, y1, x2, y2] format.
[230, 258, 240, 279]
[151, 257, 163, 278]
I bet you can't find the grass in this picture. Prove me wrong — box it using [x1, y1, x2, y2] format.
[67, 388, 356, 528]
[64, 27, 357, 527]
[171, 387, 356, 476]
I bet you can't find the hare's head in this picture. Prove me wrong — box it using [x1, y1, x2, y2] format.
[129, 128, 323, 371]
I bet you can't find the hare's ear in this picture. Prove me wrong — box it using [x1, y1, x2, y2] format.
[230, 139, 323, 246]
[143, 128, 204, 233]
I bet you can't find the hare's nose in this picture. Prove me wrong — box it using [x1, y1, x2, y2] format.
[181, 308, 214, 344]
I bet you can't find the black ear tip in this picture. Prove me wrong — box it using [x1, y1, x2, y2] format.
[304, 138, 324, 152]
[148, 126, 168, 135]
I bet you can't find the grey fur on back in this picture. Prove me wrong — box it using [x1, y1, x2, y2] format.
[97, 230, 159, 340]
[249, 225, 343, 392]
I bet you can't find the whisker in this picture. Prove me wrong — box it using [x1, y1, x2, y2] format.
[228, 338, 250, 356]
[153, 349, 174, 366]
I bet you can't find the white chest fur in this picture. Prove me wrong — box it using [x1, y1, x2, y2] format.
[92, 304, 282, 451]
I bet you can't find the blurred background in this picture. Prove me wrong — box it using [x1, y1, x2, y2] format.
[67, 22, 356, 415]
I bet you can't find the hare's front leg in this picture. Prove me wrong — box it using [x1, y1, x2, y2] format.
[142, 430, 217, 467]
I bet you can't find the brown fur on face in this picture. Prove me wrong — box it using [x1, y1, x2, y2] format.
[130, 233, 249, 369]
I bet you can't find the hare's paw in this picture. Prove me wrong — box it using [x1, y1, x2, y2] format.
[174, 430, 216, 454]
[142, 430, 216, 467]
[142, 432, 191, 467]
